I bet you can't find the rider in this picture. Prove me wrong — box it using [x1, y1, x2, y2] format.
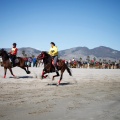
[9, 43, 18, 67]
[48, 42, 58, 72]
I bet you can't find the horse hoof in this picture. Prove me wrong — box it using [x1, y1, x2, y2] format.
[3, 75, 6, 78]
[27, 71, 31, 74]
[56, 83, 60, 86]
[14, 76, 19, 79]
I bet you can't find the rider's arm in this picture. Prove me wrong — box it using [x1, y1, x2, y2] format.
[9, 49, 12, 54]
[48, 48, 53, 56]
[52, 46, 58, 56]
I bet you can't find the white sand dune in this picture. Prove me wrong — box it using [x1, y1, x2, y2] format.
[0, 66, 120, 120]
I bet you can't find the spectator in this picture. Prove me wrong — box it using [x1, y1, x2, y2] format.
[33, 57, 37, 67]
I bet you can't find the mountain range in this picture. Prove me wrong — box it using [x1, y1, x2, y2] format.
[59, 46, 120, 61]
[1, 46, 120, 61]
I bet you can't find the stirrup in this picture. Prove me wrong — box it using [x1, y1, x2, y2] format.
[55, 67, 58, 72]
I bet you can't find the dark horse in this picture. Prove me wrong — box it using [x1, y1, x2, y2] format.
[37, 51, 72, 85]
[0, 49, 30, 78]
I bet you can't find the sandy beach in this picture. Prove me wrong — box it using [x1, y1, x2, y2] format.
[0, 66, 120, 120]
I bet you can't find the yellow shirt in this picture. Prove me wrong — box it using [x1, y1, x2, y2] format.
[48, 46, 58, 56]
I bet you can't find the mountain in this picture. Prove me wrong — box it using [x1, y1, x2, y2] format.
[1, 46, 120, 61]
[59, 46, 120, 61]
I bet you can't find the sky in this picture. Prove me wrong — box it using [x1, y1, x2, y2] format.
[0, 0, 120, 51]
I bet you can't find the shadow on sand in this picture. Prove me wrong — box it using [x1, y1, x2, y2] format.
[9, 76, 33, 79]
[47, 82, 74, 86]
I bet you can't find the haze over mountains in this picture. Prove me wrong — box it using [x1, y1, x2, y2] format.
[2, 46, 120, 61]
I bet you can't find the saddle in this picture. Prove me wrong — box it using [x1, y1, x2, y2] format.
[15, 58, 19, 63]
[52, 59, 59, 66]
[9, 58, 19, 64]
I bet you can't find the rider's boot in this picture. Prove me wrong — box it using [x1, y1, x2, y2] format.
[12, 61, 15, 67]
[54, 65, 58, 72]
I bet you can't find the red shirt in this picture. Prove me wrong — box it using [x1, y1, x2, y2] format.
[10, 47, 18, 55]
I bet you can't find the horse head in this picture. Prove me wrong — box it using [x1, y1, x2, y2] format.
[37, 51, 50, 60]
[0, 49, 9, 60]
[0, 49, 5, 56]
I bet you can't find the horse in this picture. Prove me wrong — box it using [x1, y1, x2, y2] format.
[76, 60, 83, 68]
[94, 62, 103, 69]
[37, 51, 72, 85]
[0, 49, 30, 78]
[70, 61, 78, 68]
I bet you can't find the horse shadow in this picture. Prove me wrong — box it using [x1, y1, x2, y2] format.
[9, 76, 33, 79]
[47, 82, 74, 86]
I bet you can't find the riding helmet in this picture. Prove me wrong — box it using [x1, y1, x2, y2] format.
[50, 42, 55, 46]
[13, 43, 17, 46]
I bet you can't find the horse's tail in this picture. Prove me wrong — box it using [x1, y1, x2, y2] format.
[66, 65, 72, 76]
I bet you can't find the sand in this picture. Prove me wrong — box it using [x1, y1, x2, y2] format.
[0, 66, 120, 120]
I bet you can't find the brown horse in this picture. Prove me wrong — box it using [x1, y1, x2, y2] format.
[0, 49, 30, 78]
[37, 51, 72, 85]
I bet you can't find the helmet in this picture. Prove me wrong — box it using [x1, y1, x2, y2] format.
[50, 42, 55, 46]
[13, 43, 17, 46]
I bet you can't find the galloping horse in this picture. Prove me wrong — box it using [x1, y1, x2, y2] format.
[0, 49, 30, 78]
[37, 51, 72, 85]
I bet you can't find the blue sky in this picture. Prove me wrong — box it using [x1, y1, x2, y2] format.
[0, 0, 120, 51]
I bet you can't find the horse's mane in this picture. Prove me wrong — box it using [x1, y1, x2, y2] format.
[3, 49, 8, 54]
[42, 51, 51, 58]
[2, 49, 8, 54]
[41, 51, 52, 64]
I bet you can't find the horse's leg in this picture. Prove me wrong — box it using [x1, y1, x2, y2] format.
[58, 63, 71, 85]
[8, 67, 16, 77]
[4, 67, 7, 78]
[57, 68, 65, 85]
[41, 70, 48, 79]
[52, 71, 59, 81]
[21, 60, 30, 74]
[20, 66, 30, 74]
[21, 62, 30, 74]
[26, 65, 30, 74]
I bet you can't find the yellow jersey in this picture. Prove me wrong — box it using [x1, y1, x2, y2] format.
[48, 46, 58, 56]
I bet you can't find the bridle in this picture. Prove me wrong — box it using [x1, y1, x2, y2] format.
[38, 52, 46, 60]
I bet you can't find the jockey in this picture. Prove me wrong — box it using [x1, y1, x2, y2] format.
[72, 58, 75, 62]
[48, 42, 58, 72]
[9, 43, 18, 67]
